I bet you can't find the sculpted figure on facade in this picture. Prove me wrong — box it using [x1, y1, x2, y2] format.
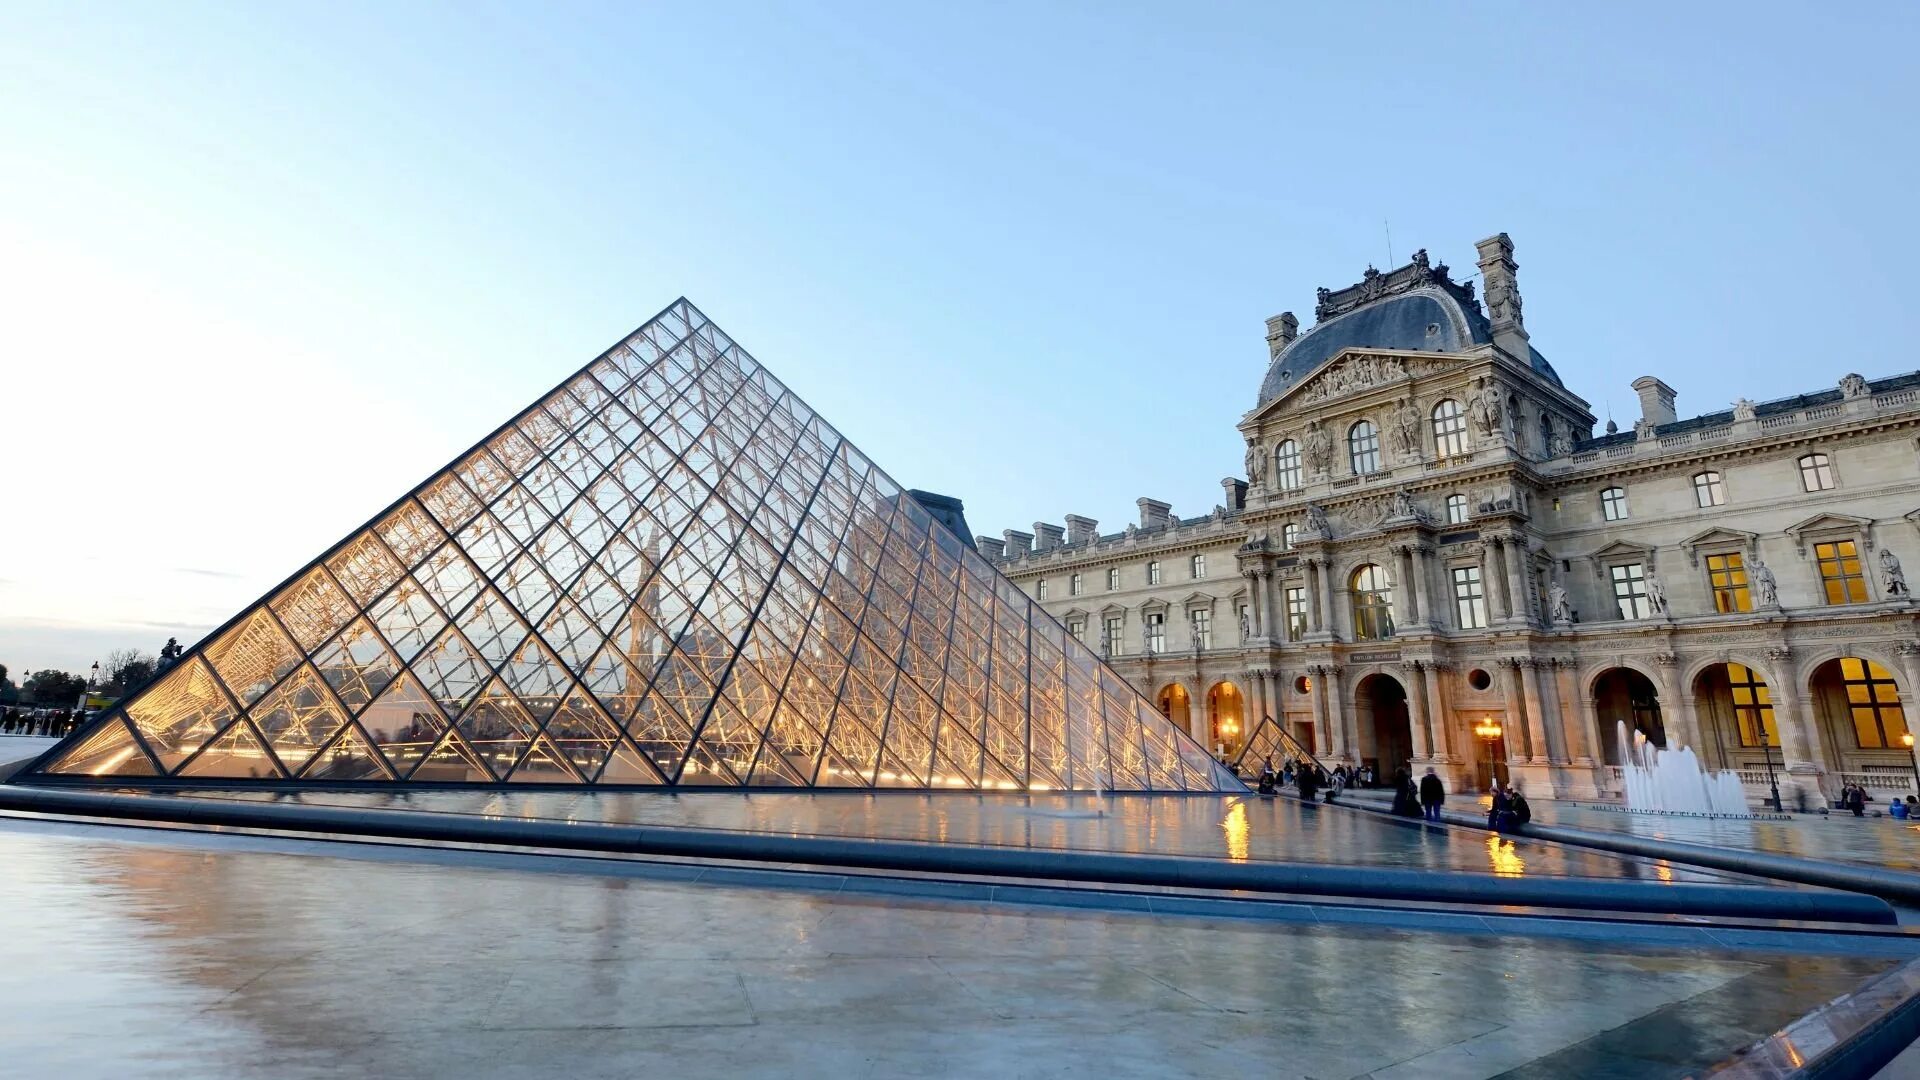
[1547, 582, 1573, 624]
[1392, 399, 1421, 458]
[1388, 488, 1418, 521]
[1303, 503, 1331, 539]
[1239, 610, 1251, 643]
[1469, 381, 1503, 439]
[1750, 557, 1779, 608]
[1644, 568, 1669, 615]
[1881, 547, 1909, 597]
[1141, 618, 1155, 655]
[1304, 422, 1333, 474]
[1732, 398, 1757, 422]
[1840, 373, 1870, 399]
[1244, 440, 1266, 486]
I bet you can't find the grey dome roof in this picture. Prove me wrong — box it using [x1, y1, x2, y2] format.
[1255, 263, 1561, 408]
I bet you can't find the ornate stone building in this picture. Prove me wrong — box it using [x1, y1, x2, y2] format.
[982, 234, 1920, 806]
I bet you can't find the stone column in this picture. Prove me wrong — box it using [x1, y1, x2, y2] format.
[1318, 559, 1339, 639]
[1257, 569, 1276, 639]
[1765, 646, 1817, 773]
[1501, 657, 1534, 761]
[1263, 571, 1283, 640]
[1407, 660, 1434, 760]
[1395, 546, 1418, 626]
[1532, 659, 1568, 763]
[1504, 535, 1531, 624]
[1422, 662, 1452, 761]
[1411, 544, 1433, 629]
[1490, 539, 1514, 619]
[1263, 670, 1281, 724]
[1306, 558, 1326, 633]
[1520, 658, 1553, 764]
[1309, 663, 1337, 758]
[1651, 652, 1696, 754]
[1577, 682, 1607, 765]
[1246, 667, 1267, 723]
[1243, 570, 1265, 637]
[1556, 659, 1595, 765]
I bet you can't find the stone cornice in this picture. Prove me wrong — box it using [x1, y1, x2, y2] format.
[1539, 401, 1920, 487]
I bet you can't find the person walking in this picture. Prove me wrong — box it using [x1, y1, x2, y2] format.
[1419, 767, 1446, 822]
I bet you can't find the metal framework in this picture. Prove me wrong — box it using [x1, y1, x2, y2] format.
[23, 300, 1237, 792]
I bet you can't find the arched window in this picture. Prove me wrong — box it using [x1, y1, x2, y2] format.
[1281, 522, 1298, 550]
[1538, 412, 1554, 453]
[1274, 440, 1302, 491]
[1350, 564, 1394, 640]
[1798, 453, 1836, 491]
[1692, 471, 1726, 507]
[1507, 393, 1521, 440]
[1600, 486, 1629, 522]
[1348, 421, 1381, 475]
[1445, 493, 1468, 525]
[1431, 400, 1468, 457]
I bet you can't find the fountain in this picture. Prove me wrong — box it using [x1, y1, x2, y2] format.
[1616, 722, 1752, 817]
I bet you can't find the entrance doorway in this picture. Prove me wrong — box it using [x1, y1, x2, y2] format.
[1207, 682, 1245, 757]
[1593, 667, 1664, 763]
[1354, 673, 1411, 785]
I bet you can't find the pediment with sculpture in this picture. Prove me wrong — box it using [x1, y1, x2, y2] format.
[1266, 350, 1464, 416]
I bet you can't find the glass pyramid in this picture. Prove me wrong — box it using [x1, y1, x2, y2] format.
[27, 300, 1238, 792]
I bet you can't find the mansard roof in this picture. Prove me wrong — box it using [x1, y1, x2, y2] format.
[1256, 250, 1561, 407]
[1573, 370, 1920, 452]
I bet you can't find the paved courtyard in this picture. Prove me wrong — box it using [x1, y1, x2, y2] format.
[0, 817, 1900, 1079]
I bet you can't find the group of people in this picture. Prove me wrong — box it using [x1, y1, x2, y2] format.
[1252, 757, 1453, 823]
[0, 708, 81, 738]
[1486, 780, 1533, 833]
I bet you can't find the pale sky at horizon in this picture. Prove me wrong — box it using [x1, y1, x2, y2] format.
[3, 3, 1917, 676]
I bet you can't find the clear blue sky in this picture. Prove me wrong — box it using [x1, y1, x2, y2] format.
[3, 3, 1916, 674]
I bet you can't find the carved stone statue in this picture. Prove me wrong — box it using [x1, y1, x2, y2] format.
[1547, 582, 1572, 624]
[1304, 422, 1333, 474]
[1239, 610, 1251, 642]
[1470, 382, 1503, 439]
[1881, 547, 1909, 597]
[1392, 400, 1421, 458]
[1303, 503, 1331, 538]
[1732, 398, 1757, 422]
[1644, 569, 1668, 616]
[1098, 624, 1111, 656]
[1388, 488, 1417, 520]
[157, 637, 184, 669]
[1244, 441, 1266, 486]
[1749, 557, 1778, 608]
[1410, 248, 1429, 271]
[1840, 373, 1870, 399]
[1142, 619, 1155, 654]
[1314, 287, 1333, 321]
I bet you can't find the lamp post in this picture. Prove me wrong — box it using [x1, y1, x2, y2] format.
[78, 661, 99, 713]
[1903, 733, 1919, 803]
[1756, 723, 1783, 812]
[1473, 716, 1503, 792]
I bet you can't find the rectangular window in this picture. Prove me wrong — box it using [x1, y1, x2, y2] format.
[1728, 662, 1780, 748]
[1815, 540, 1868, 604]
[1036, 579, 1048, 600]
[1069, 572, 1082, 596]
[1610, 562, 1650, 620]
[1799, 453, 1836, 492]
[1285, 586, 1308, 641]
[1145, 612, 1165, 654]
[1066, 618, 1086, 645]
[1107, 568, 1120, 591]
[1191, 554, 1206, 579]
[1705, 552, 1751, 613]
[1693, 471, 1727, 508]
[1146, 560, 1161, 585]
[1190, 609, 1211, 650]
[1600, 487, 1629, 522]
[1841, 658, 1909, 748]
[1451, 566, 1488, 629]
[1103, 616, 1124, 655]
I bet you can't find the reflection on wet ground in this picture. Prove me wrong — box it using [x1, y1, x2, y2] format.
[0, 821, 1893, 1080]
[146, 787, 1748, 883]
[1522, 799, 1920, 872]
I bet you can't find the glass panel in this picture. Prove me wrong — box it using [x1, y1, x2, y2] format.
[301, 723, 395, 782]
[246, 665, 350, 774]
[42, 716, 161, 777]
[125, 658, 237, 771]
[358, 671, 446, 777]
[326, 533, 405, 607]
[269, 567, 357, 653]
[375, 500, 447, 570]
[179, 719, 287, 779]
[204, 609, 304, 706]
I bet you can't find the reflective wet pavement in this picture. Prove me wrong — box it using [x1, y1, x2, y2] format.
[0, 820, 1897, 1079]
[152, 787, 1752, 883]
[1524, 799, 1920, 874]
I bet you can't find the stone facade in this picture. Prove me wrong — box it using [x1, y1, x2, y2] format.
[984, 234, 1920, 807]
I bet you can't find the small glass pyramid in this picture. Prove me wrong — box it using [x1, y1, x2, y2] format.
[26, 300, 1238, 792]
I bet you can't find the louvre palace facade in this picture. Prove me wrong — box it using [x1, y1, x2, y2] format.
[983, 234, 1920, 805]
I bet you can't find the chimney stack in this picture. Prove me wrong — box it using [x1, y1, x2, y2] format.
[1221, 477, 1248, 511]
[1032, 522, 1065, 552]
[975, 536, 1005, 559]
[1002, 529, 1033, 558]
[1064, 515, 1099, 547]
[1264, 312, 1299, 362]
[1137, 498, 1172, 531]
[1630, 376, 1678, 428]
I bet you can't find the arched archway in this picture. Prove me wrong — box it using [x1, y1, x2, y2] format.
[1354, 673, 1411, 784]
[1207, 681, 1245, 757]
[1592, 667, 1664, 764]
[1692, 661, 1777, 771]
[1158, 683, 1194, 742]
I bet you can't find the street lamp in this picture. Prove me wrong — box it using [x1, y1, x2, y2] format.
[1473, 716, 1503, 791]
[1755, 723, 1783, 812]
[1902, 733, 1919, 804]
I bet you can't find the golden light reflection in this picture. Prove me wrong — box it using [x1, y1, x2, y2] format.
[1655, 862, 1674, 883]
[1222, 801, 1250, 862]
[1486, 834, 1525, 877]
